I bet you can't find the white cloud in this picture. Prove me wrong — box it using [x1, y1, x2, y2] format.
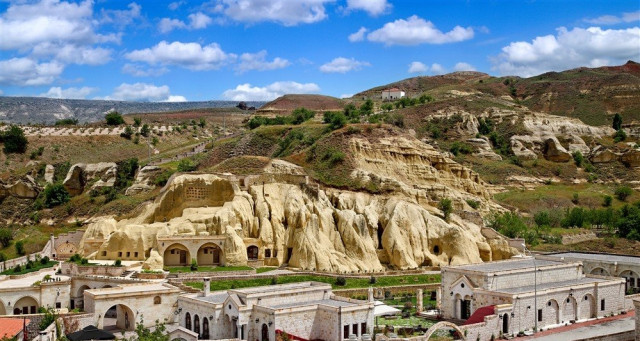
[235, 50, 290, 73]
[104, 82, 185, 102]
[348, 27, 367, 42]
[430, 63, 445, 75]
[493, 26, 640, 77]
[39, 86, 97, 99]
[158, 18, 187, 33]
[168, 1, 185, 10]
[158, 12, 213, 33]
[121, 63, 169, 77]
[453, 62, 476, 71]
[217, 0, 333, 26]
[367, 15, 474, 45]
[222, 81, 320, 101]
[100, 2, 142, 27]
[125, 41, 236, 70]
[164, 95, 187, 102]
[584, 11, 640, 25]
[346, 0, 390, 16]
[340, 94, 353, 99]
[32, 44, 112, 65]
[0, 58, 64, 86]
[319, 57, 370, 73]
[408, 61, 428, 73]
[0, 90, 3, 95]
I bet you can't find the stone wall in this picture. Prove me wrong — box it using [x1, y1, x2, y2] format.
[53, 230, 85, 259]
[333, 284, 440, 300]
[0, 241, 53, 272]
[561, 232, 598, 245]
[60, 262, 127, 277]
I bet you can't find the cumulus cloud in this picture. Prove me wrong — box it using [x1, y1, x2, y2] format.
[125, 41, 236, 70]
[367, 15, 474, 45]
[430, 63, 445, 75]
[32, 44, 112, 65]
[319, 57, 370, 73]
[235, 50, 290, 73]
[345, 0, 390, 16]
[584, 11, 640, 25]
[168, 1, 185, 11]
[493, 26, 640, 77]
[104, 82, 186, 102]
[453, 62, 476, 71]
[158, 18, 187, 33]
[158, 12, 213, 33]
[222, 81, 320, 101]
[348, 27, 368, 42]
[121, 63, 169, 77]
[216, 0, 333, 26]
[100, 2, 142, 27]
[408, 61, 428, 73]
[0, 58, 64, 86]
[39, 86, 97, 99]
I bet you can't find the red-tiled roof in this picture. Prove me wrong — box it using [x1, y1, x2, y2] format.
[463, 305, 495, 325]
[0, 318, 30, 339]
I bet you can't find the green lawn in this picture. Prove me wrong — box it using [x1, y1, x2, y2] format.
[186, 274, 441, 291]
[1, 260, 57, 275]
[164, 265, 253, 273]
[256, 267, 277, 273]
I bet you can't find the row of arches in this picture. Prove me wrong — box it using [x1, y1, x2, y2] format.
[163, 243, 262, 266]
[591, 268, 639, 293]
[0, 296, 39, 315]
[184, 313, 210, 339]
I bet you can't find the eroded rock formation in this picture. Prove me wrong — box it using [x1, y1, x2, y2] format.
[63, 162, 117, 195]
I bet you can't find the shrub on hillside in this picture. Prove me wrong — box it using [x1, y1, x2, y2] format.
[603, 195, 613, 207]
[615, 186, 633, 201]
[0, 227, 12, 247]
[43, 183, 70, 208]
[449, 141, 473, 156]
[2, 125, 28, 154]
[572, 151, 584, 168]
[105, 112, 125, 125]
[439, 198, 453, 221]
[335, 276, 347, 286]
[15, 241, 25, 256]
[613, 129, 627, 143]
[177, 159, 197, 172]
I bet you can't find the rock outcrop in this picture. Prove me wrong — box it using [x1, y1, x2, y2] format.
[543, 137, 572, 162]
[44, 164, 55, 184]
[590, 146, 620, 163]
[0, 177, 41, 200]
[63, 162, 118, 195]
[510, 139, 537, 160]
[467, 138, 502, 161]
[621, 149, 640, 168]
[125, 165, 162, 196]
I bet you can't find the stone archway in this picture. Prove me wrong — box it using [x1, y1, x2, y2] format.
[562, 296, 577, 323]
[102, 304, 135, 331]
[590, 267, 610, 276]
[197, 243, 222, 266]
[579, 294, 596, 320]
[424, 321, 466, 340]
[14, 296, 39, 315]
[247, 245, 259, 261]
[620, 270, 640, 293]
[164, 243, 191, 266]
[452, 293, 462, 319]
[0, 299, 6, 315]
[546, 299, 560, 325]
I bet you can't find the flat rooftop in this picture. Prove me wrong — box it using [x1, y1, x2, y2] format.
[0, 269, 69, 289]
[496, 277, 611, 295]
[196, 292, 229, 304]
[87, 283, 174, 295]
[449, 258, 566, 273]
[231, 281, 329, 295]
[266, 298, 358, 310]
[548, 252, 640, 265]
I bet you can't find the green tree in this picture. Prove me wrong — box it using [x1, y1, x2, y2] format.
[190, 258, 198, 271]
[439, 198, 453, 221]
[613, 129, 627, 143]
[477, 118, 493, 135]
[613, 113, 623, 131]
[572, 151, 584, 168]
[43, 183, 70, 208]
[131, 319, 170, 341]
[615, 186, 633, 201]
[120, 125, 134, 139]
[603, 195, 613, 207]
[384, 113, 404, 128]
[177, 159, 196, 172]
[198, 117, 206, 128]
[105, 112, 125, 125]
[2, 125, 28, 154]
[0, 227, 12, 247]
[133, 117, 142, 127]
[140, 124, 151, 137]
[534, 211, 550, 227]
[359, 100, 374, 116]
[15, 240, 24, 256]
[328, 112, 346, 130]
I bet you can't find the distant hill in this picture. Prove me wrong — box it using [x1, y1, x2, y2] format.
[0, 97, 266, 124]
[256, 94, 344, 116]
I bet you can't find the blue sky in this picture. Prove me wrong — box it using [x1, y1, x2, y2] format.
[0, 0, 639, 102]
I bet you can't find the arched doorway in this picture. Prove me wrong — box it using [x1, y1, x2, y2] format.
[620, 270, 639, 294]
[579, 294, 596, 320]
[546, 299, 560, 325]
[461, 295, 472, 320]
[247, 245, 259, 260]
[194, 314, 200, 337]
[452, 293, 462, 319]
[197, 243, 222, 266]
[185, 313, 191, 330]
[502, 313, 509, 334]
[590, 267, 610, 276]
[103, 304, 135, 331]
[562, 296, 577, 323]
[261, 323, 269, 341]
[14, 296, 39, 315]
[164, 243, 191, 266]
[0, 299, 6, 315]
[202, 317, 209, 339]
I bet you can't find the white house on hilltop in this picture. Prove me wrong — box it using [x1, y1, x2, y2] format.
[381, 88, 405, 100]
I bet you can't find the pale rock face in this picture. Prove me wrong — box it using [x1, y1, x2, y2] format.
[7, 179, 39, 199]
[63, 162, 117, 195]
[44, 164, 55, 184]
[566, 135, 590, 155]
[590, 146, 621, 163]
[510, 138, 538, 160]
[621, 150, 640, 168]
[466, 138, 502, 161]
[125, 165, 162, 196]
[543, 137, 572, 162]
[264, 159, 305, 175]
[142, 250, 163, 270]
[80, 171, 517, 272]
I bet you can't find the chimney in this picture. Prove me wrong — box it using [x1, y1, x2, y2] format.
[203, 278, 210, 296]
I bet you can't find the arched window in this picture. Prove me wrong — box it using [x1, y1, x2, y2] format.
[202, 318, 209, 339]
[247, 245, 259, 260]
[154, 296, 161, 304]
[194, 314, 200, 335]
[185, 313, 191, 330]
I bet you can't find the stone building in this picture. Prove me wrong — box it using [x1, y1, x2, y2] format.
[381, 88, 405, 100]
[546, 252, 640, 293]
[177, 281, 374, 341]
[0, 274, 71, 315]
[441, 256, 626, 339]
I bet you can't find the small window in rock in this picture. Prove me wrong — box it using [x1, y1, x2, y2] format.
[154, 296, 161, 304]
[584, 295, 588, 301]
[265, 249, 271, 258]
[566, 298, 570, 303]
[171, 249, 175, 254]
[56, 302, 61, 309]
[118, 252, 122, 257]
[433, 245, 440, 255]
[460, 283, 465, 288]
[134, 252, 138, 257]
[102, 251, 106, 256]
[547, 301, 551, 307]
[601, 299, 605, 311]
[126, 252, 130, 257]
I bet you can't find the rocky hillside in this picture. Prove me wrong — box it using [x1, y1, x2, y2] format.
[256, 94, 344, 116]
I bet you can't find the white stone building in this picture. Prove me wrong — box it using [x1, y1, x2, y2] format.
[441, 256, 626, 339]
[177, 281, 374, 341]
[381, 88, 405, 100]
[0, 272, 71, 315]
